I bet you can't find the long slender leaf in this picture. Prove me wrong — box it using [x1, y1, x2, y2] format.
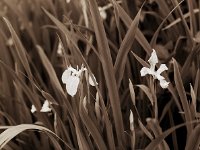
[87, 0, 125, 146]
[145, 120, 199, 150]
[3, 18, 32, 79]
[114, 9, 141, 87]
[173, 58, 193, 135]
[0, 124, 71, 150]
[185, 124, 200, 150]
[79, 97, 107, 150]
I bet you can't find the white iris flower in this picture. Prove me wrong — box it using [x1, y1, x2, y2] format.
[62, 65, 98, 97]
[140, 49, 169, 89]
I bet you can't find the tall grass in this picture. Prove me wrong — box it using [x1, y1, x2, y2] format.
[0, 0, 200, 149]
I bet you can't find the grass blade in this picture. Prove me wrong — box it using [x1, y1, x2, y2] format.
[79, 97, 107, 150]
[36, 45, 64, 94]
[173, 58, 193, 135]
[87, 0, 125, 146]
[112, 1, 152, 55]
[3, 18, 32, 79]
[114, 9, 141, 87]
[185, 124, 200, 150]
[136, 85, 154, 106]
[0, 124, 70, 149]
[129, 79, 136, 106]
[145, 121, 198, 150]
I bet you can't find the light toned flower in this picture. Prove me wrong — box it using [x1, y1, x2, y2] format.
[40, 100, 51, 112]
[160, 79, 170, 89]
[98, 7, 107, 20]
[140, 49, 169, 88]
[31, 105, 36, 113]
[62, 66, 85, 97]
[62, 65, 97, 97]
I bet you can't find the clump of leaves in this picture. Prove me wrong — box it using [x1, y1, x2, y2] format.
[0, 0, 200, 149]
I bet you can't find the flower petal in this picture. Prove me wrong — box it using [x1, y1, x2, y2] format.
[148, 49, 158, 68]
[40, 100, 51, 112]
[140, 67, 150, 76]
[65, 76, 80, 97]
[89, 74, 98, 86]
[31, 105, 37, 113]
[98, 7, 107, 20]
[159, 79, 170, 89]
[61, 69, 71, 83]
[156, 64, 168, 75]
[155, 74, 165, 81]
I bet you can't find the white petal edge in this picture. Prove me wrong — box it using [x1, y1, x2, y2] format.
[156, 64, 168, 75]
[140, 67, 150, 76]
[159, 79, 170, 89]
[148, 49, 158, 67]
[31, 105, 37, 113]
[61, 69, 71, 83]
[40, 100, 51, 112]
[98, 7, 107, 20]
[65, 76, 80, 97]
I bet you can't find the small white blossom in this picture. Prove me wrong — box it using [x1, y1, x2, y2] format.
[140, 49, 169, 88]
[31, 105, 36, 113]
[62, 65, 98, 97]
[98, 7, 107, 20]
[40, 100, 52, 112]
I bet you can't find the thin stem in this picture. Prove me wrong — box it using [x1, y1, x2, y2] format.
[149, 77, 158, 119]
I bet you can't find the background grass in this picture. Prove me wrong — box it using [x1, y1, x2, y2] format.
[0, 0, 200, 149]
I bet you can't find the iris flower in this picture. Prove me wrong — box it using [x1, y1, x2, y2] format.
[62, 65, 98, 97]
[140, 49, 169, 88]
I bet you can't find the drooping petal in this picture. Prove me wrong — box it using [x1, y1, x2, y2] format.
[40, 100, 51, 112]
[61, 69, 71, 83]
[31, 105, 37, 113]
[159, 79, 170, 89]
[89, 73, 98, 86]
[148, 49, 158, 70]
[156, 64, 168, 75]
[65, 76, 80, 97]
